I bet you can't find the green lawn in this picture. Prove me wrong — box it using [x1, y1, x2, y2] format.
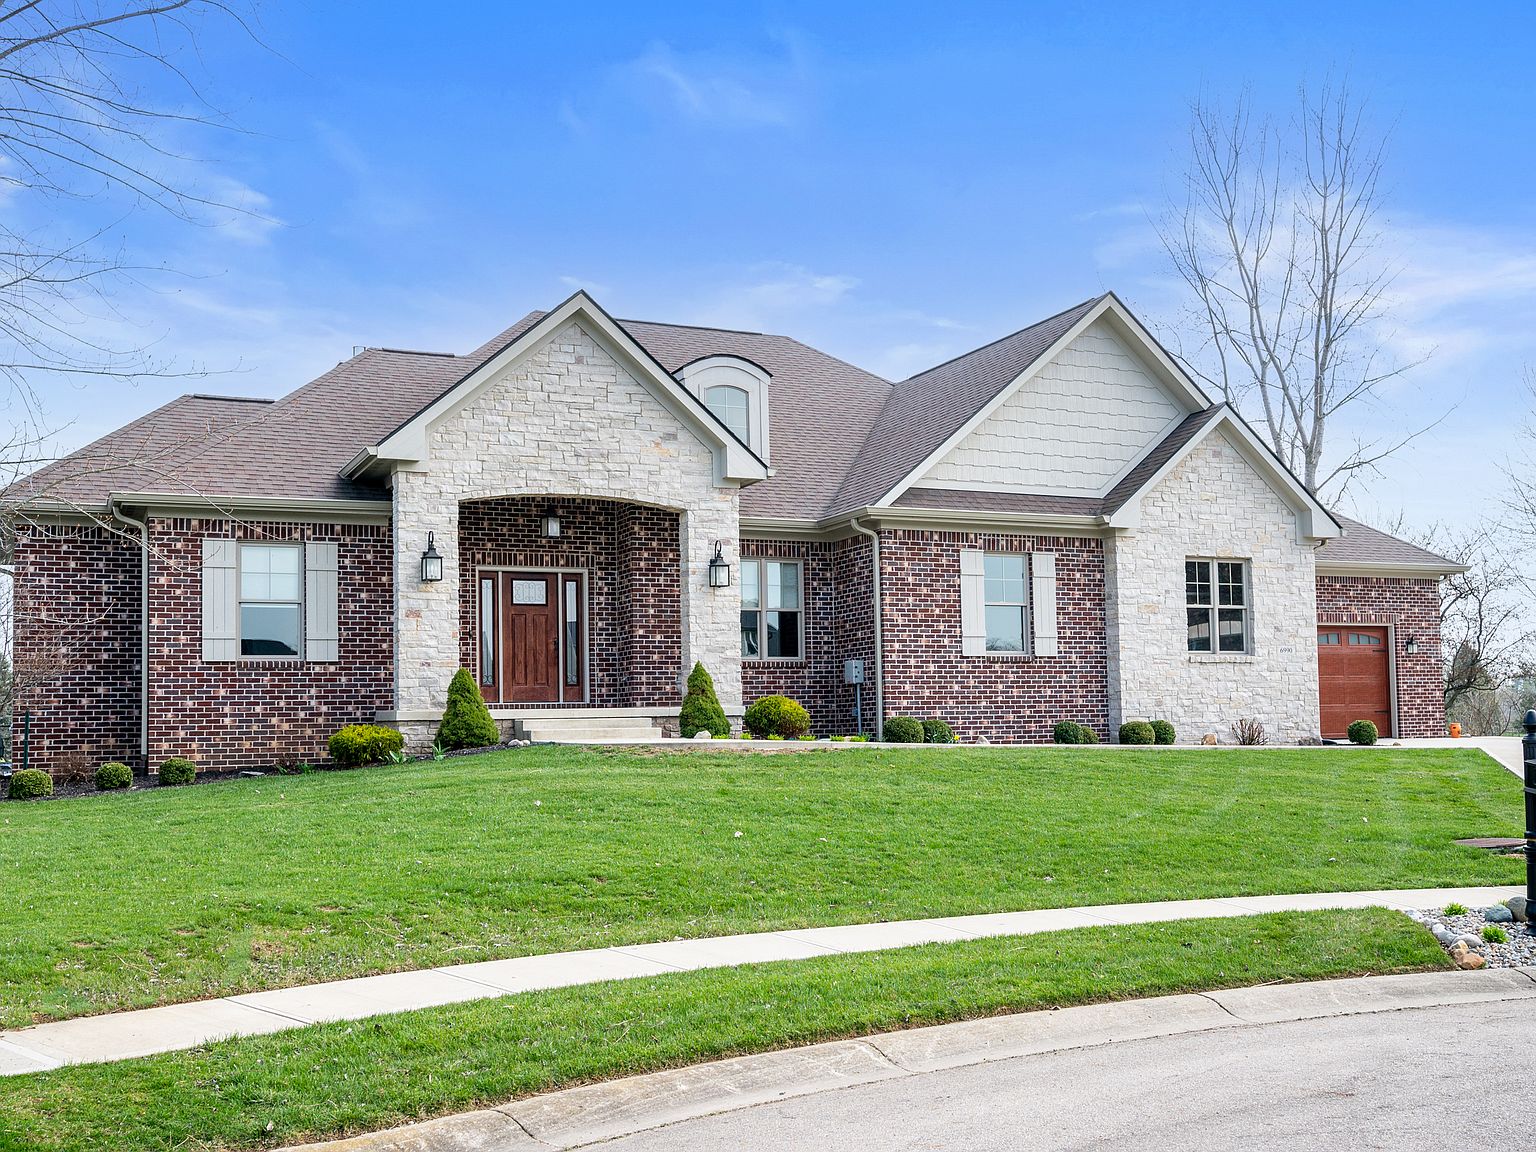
[0, 745, 1518, 1028]
[0, 908, 1448, 1152]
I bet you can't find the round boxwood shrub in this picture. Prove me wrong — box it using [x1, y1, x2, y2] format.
[1347, 719, 1379, 746]
[1077, 724, 1100, 744]
[921, 719, 957, 744]
[1119, 720, 1156, 745]
[679, 661, 730, 738]
[328, 725, 404, 768]
[743, 695, 811, 739]
[9, 768, 52, 800]
[881, 716, 924, 743]
[159, 757, 198, 786]
[1150, 720, 1177, 746]
[1053, 721, 1085, 744]
[437, 668, 500, 750]
[95, 762, 133, 791]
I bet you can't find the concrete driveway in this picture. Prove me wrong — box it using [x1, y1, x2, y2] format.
[599, 998, 1535, 1151]
[1393, 736, 1522, 776]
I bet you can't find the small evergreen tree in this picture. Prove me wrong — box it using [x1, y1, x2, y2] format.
[437, 668, 500, 749]
[679, 662, 730, 738]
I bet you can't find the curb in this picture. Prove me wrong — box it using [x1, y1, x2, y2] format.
[279, 966, 1536, 1151]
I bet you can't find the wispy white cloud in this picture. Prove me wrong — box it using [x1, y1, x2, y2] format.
[557, 274, 612, 297]
[561, 33, 816, 134]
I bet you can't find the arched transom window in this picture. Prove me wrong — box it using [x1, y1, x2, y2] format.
[704, 384, 751, 444]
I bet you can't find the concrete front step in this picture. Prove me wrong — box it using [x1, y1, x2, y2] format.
[523, 726, 663, 743]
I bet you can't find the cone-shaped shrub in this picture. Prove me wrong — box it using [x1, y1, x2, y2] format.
[679, 661, 730, 738]
[437, 668, 500, 750]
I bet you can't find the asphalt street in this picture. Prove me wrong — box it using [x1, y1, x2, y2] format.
[594, 999, 1536, 1151]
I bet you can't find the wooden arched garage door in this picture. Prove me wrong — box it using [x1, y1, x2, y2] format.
[1317, 626, 1393, 739]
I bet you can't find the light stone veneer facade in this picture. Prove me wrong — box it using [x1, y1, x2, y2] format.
[1105, 430, 1321, 743]
[391, 321, 742, 718]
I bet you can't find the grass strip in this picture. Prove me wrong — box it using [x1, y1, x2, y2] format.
[0, 907, 1448, 1152]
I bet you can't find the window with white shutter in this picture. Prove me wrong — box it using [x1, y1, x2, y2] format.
[1031, 552, 1058, 657]
[304, 542, 340, 662]
[201, 537, 340, 662]
[959, 549, 987, 656]
[201, 537, 238, 661]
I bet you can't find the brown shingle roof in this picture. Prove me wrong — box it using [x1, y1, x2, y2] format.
[1317, 515, 1464, 572]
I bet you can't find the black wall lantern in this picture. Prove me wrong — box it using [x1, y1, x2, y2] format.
[707, 541, 731, 588]
[540, 510, 562, 539]
[420, 532, 444, 583]
[1405, 635, 1420, 656]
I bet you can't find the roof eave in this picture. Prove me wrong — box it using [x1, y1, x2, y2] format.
[1316, 559, 1469, 578]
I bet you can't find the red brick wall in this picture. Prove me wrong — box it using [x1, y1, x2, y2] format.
[740, 538, 842, 733]
[145, 518, 394, 772]
[878, 529, 1110, 743]
[1315, 573, 1447, 738]
[458, 496, 681, 707]
[8, 521, 142, 777]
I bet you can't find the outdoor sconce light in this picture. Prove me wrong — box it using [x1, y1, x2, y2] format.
[1405, 635, 1420, 655]
[707, 541, 732, 588]
[540, 510, 562, 539]
[420, 532, 444, 583]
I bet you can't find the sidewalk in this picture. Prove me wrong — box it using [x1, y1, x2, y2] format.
[0, 883, 1519, 1077]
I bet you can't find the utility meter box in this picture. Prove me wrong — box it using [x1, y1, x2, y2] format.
[843, 658, 866, 685]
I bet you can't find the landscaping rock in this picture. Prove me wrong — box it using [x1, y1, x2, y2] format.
[1430, 923, 1457, 945]
[1201, 733, 1219, 746]
[1508, 896, 1529, 923]
[692, 730, 712, 741]
[975, 736, 990, 745]
[1418, 904, 1536, 970]
[1454, 933, 1483, 949]
[1456, 950, 1487, 970]
[1484, 904, 1514, 924]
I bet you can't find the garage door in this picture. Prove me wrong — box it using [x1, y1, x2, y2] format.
[1317, 626, 1392, 739]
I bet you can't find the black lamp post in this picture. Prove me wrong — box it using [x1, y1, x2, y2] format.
[707, 541, 731, 588]
[420, 532, 443, 582]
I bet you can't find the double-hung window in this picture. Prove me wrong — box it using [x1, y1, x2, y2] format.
[983, 553, 1029, 652]
[239, 544, 303, 657]
[1186, 558, 1249, 654]
[740, 558, 802, 659]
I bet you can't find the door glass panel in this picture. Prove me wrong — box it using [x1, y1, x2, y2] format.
[479, 577, 496, 685]
[564, 579, 579, 686]
[512, 579, 547, 605]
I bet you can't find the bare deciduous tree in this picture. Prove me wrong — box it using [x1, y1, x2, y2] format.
[1160, 83, 1439, 498]
[0, 2, 259, 745]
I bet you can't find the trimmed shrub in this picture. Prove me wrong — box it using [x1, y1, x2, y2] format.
[327, 725, 403, 768]
[9, 768, 52, 799]
[743, 695, 811, 739]
[921, 719, 957, 744]
[1150, 720, 1176, 746]
[437, 668, 500, 750]
[882, 716, 924, 744]
[1053, 721, 1085, 744]
[1347, 719, 1379, 746]
[159, 757, 198, 786]
[1078, 725, 1100, 744]
[95, 762, 133, 791]
[679, 661, 730, 738]
[1118, 720, 1156, 745]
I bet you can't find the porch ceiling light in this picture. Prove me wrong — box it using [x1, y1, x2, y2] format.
[708, 541, 731, 589]
[1405, 635, 1419, 655]
[540, 511, 561, 539]
[420, 532, 444, 583]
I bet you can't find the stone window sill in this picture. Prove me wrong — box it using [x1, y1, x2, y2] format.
[1187, 653, 1255, 664]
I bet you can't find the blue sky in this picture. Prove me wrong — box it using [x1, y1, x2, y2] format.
[32, 1, 1536, 530]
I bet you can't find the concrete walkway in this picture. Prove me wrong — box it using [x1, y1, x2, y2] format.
[0, 883, 1519, 1077]
[278, 966, 1536, 1151]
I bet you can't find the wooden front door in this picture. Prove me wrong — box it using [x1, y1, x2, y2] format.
[503, 573, 559, 703]
[475, 570, 587, 705]
[1318, 626, 1393, 739]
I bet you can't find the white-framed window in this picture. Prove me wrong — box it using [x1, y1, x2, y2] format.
[740, 558, 802, 660]
[239, 543, 303, 657]
[704, 384, 750, 444]
[1186, 558, 1249, 654]
[983, 553, 1030, 652]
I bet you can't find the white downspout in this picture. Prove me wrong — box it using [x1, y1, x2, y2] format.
[849, 517, 883, 737]
[109, 500, 150, 769]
